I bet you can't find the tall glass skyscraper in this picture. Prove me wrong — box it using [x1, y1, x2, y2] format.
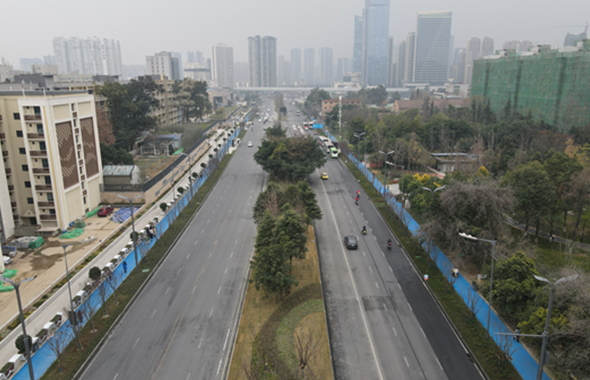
[361, 0, 390, 86]
[413, 11, 452, 85]
[353, 15, 363, 73]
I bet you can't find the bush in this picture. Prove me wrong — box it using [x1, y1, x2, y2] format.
[177, 187, 184, 194]
[88, 266, 101, 281]
[15, 334, 32, 353]
[201, 163, 207, 168]
[159, 203, 167, 212]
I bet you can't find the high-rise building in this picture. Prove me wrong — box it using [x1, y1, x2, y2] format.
[448, 48, 466, 83]
[43, 55, 55, 65]
[387, 37, 397, 87]
[464, 37, 482, 84]
[278, 55, 291, 85]
[413, 11, 452, 85]
[304, 48, 315, 85]
[0, 91, 103, 235]
[336, 58, 353, 82]
[361, 0, 390, 86]
[290, 48, 301, 84]
[234, 62, 249, 86]
[481, 37, 494, 57]
[146, 52, 181, 80]
[397, 40, 407, 86]
[52, 37, 122, 76]
[353, 15, 363, 73]
[211, 44, 234, 88]
[564, 29, 587, 47]
[248, 36, 277, 87]
[472, 41, 590, 131]
[404, 32, 416, 83]
[319, 48, 334, 85]
[184, 62, 211, 84]
[172, 52, 183, 79]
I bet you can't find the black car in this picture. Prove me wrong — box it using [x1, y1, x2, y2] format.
[344, 235, 358, 250]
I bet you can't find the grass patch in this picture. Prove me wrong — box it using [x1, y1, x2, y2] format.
[343, 159, 522, 380]
[228, 226, 333, 380]
[39, 154, 232, 380]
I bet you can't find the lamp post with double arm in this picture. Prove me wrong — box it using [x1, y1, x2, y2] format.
[0, 276, 37, 380]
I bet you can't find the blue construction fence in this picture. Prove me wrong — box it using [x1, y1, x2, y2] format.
[12, 127, 240, 380]
[346, 151, 548, 380]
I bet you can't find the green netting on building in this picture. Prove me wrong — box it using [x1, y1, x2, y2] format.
[60, 228, 84, 239]
[28, 236, 45, 249]
[471, 40, 590, 131]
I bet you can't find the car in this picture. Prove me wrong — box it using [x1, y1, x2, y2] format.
[321, 172, 329, 180]
[248, 141, 253, 147]
[2, 256, 11, 266]
[97, 206, 114, 217]
[344, 236, 358, 250]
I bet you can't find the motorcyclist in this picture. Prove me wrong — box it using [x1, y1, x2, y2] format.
[387, 238, 392, 249]
[362, 225, 367, 234]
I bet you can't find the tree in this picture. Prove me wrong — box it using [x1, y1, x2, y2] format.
[104, 271, 122, 305]
[274, 204, 307, 262]
[15, 334, 32, 354]
[265, 123, 286, 139]
[366, 85, 387, 105]
[304, 88, 331, 118]
[97, 281, 110, 317]
[566, 168, 590, 241]
[465, 286, 483, 319]
[173, 78, 210, 122]
[254, 137, 326, 181]
[79, 296, 100, 333]
[88, 266, 102, 282]
[503, 161, 554, 234]
[297, 181, 322, 223]
[249, 244, 297, 299]
[294, 327, 322, 378]
[95, 106, 115, 145]
[45, 329, 69, 372]
[100, 143, 134, 166]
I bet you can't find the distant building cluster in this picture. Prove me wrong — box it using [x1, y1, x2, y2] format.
[146, 51, 181, 81]
[52, 37, 123, 76]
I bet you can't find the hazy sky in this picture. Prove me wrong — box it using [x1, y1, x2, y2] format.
[1, 0, 587, 68]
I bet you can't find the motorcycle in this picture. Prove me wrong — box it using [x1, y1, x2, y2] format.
[362, 226, 367, 235]
[387, 239, 392, 249]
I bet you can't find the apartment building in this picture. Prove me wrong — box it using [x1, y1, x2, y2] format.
[140, 75, 182, 128]
[0, 91, 102, 236]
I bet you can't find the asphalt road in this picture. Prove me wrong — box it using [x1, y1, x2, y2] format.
[307, 128, 484, 379]
[78, 103, 271, 380]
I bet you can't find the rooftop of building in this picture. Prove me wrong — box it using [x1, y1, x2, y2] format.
[483, 39, 590, 60]
[0, 89, 88, 97]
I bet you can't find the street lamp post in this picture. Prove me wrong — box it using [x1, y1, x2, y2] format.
[353, 132, 366, 163]
[61, 237, 96, 326]
[0, 276, 37, 380]
[379, 150, 395, 195]
[459, 232, 496, 336]
[534, 274, 578, 380]
[117, 194, 142, 271]
[422, 186, 446, 266]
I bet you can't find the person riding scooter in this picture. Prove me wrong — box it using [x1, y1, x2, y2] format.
[362, 225, 367, 235]
[387, 238, 392, 249]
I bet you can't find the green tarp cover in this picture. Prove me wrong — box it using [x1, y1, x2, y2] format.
[1, 269, 17, 278]
[60, 228, 84, 239]
[28, 236, 45, 249]
[86, 206, 101, 217]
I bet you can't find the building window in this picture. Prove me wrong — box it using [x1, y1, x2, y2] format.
[47, 193, 54, 201]
[75, 135, 79, 144]
[79, 166, 82, 174]
[44, 176, 51, 185]
[13, 113, 20, 120]
[22, 164, 28, 171]
[19, 147, 26, 154]
[27, 198, 33, 204]
[71, 104, 75, 111]
[42, 159, 49, 168]
[83, 196, 86, 204]
[37, 124, 43, 134]
[16, 131, 23, 137]
[39, 142, 46, 151]
[49, 209, 56, 215]
[77, 151, 80, 159]
[33, 106, 41, 115]
[24, 181, 31, 188]
[81, 182, 84, 189]
[73, 119, 76, 127]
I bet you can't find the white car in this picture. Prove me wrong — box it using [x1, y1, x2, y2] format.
[2, 256, 11, 266]
[248, 141, 253, 147]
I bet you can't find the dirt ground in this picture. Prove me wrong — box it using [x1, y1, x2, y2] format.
[0, 214, 119, 333]
[134, 155, 179, 181]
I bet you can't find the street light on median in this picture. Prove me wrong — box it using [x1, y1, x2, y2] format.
[353, 132, 366, 162]
[0, 276, 37, 380]
[533, 274, 578, 380]
[459, 231, 496, 336]
[379, 150, 395, 195]
[117, 194, 142, 271]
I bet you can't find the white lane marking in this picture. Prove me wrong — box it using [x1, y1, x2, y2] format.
[392, 327, 398, 336]
[218, 286, 222, 294]
[165, 287, 170, 295]
[224, 268, 228, 274]
[209, 252, 212, 257]
[194, 240, 198, 246]
[201, 229, 204, 234]
[421, 327, 426, 337]
[192, 286, 196, 294]
[113, 374, 119, 380]
[435, 357, 443, 370]
[375, 282, 380, 289]
[374, 236, 377, 241]
[363, 251, 366, 257]
[209, 308, 214, 317]
[381, 251, 385, 257]
[151, 309, 157, 319]
[207, 219, 210, 224]
[177, 268, 182, 276]
[186, 374, 191, 380]
[408, 302, 413, 311]
[230, 251, 234, 258]
[398, 283, 402, 290]
[212, 210, 215, 214]
[186, 253, 191, 259]
[198, 337, 203, 349]
[132, 338, 140, 349]
[235, 239, 238, 244]
[222, 328, 230, 351]
[383, 303, 388, 311]
[404, 356, 410, 367]
[216, 359, 223, 375]
[369, 266, 373, 273]
[389, 266, 393, 272]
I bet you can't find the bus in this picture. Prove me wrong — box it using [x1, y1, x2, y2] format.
[330, 147, 339, 158]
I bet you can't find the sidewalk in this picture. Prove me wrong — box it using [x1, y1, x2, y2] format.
[506, 217, 590, 251]
[0, 128, 233, 369]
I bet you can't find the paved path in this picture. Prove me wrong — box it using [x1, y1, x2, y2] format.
[506, 217, 590, 251]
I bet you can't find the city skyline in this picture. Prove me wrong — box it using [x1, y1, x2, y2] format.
[1, 0, 586, 67]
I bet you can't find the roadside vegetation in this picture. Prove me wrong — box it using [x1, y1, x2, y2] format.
[332, 93, 590, 379]
[228, 125, 332, 379]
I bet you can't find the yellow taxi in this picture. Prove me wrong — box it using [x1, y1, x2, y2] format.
[321, 172, 329, 180]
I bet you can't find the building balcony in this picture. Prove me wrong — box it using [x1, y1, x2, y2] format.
[13, 214, 19, 221]
[8, 185, 14, 191]
[24, 114, 42, 121]
[32, 167, 50, 174]
[35, 185, 52, 191]
[0, 133, 5, 139]
[4, 168, 11, 174]
[29, 150, 47, 157]
[72, 112, 77, 118]
[11, 202, 17, 208]
[40, 214, 56, 220]
[38, 201, 55, 207]
[2, 150, 8, 157]
[27, 133, 45, 140]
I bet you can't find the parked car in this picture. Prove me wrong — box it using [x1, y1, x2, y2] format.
[344, 236, 358, 250]
[97, 206, 114, 217]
